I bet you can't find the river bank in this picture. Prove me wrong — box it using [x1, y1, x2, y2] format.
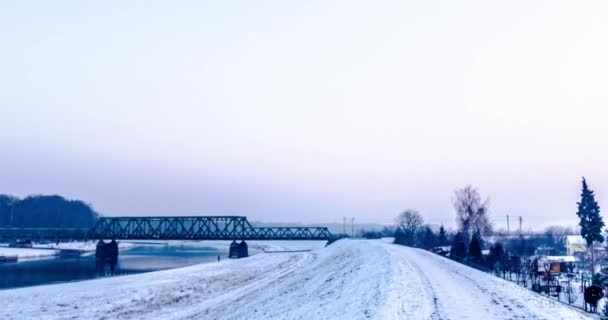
[0, 240, 326, 290]
[0, 241, 137, 260]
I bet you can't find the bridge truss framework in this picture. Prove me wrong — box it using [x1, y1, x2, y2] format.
[0, 216, 333, 241]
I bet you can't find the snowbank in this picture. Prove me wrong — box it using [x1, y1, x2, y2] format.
[0, 240, 595, 320]
[35, 240, 137, 251]
[0, 241, 138, 260]
[0, 247, 58, 259]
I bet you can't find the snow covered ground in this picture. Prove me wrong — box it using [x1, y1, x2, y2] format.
[0, 241, 138, 259]
[0, 247, 58, 259]
[0, 240, 597, 319]
[130, 240, 328, 252]
[35, 240, 137, 252]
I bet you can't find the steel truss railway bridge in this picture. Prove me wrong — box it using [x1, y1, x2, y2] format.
[0, 216, 333, 258]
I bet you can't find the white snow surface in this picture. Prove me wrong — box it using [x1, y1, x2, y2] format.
[0, 247, 58, 259]
[0, 241, 137, 259]
[159, 240, 328, 253]
[0, 240, 596, 320]
[35, 241, 137, 251]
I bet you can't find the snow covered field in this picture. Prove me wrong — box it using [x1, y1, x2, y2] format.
[0, 240, 597, 319]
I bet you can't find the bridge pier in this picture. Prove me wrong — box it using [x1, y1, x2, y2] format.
[95, 239, 119, 274]
[229, 240, 248, 258]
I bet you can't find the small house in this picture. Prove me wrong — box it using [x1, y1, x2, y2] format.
[566, 235, 587, 256]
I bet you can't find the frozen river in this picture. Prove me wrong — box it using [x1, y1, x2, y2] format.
[0, 243, 225, 289]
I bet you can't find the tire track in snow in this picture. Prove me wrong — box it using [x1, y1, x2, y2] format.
[384, 244, 444, 320]
[182, 252, 318, 320]
[403, 255, 450, 320]
[389, 244, 595, 320]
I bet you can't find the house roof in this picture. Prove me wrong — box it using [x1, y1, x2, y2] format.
[566, 235, 586, 245]
[546, 256, 576, 262]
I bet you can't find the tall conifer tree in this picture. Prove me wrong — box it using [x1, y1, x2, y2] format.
[438, 225, 448, 246]
[450, 232, 467, 260]
[469, 229, 482, 260]
[576, 177, 604, 272]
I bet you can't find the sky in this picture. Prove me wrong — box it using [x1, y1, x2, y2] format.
[1, 1, 608, 230]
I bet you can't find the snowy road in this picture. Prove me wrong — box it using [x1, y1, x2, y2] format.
[384, 244, 594, 319]
[1, 240, 596, 320]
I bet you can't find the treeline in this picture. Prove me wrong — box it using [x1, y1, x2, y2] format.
[0, 194, 99, 228]
[392, 185, 570, 258]
[359, 227, 394, 239]
[393, 185, 489, 251]
[393, 178, 604, 274]
[393, 209, 449, 248]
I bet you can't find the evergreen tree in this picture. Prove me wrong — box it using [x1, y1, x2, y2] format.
[393, 227, 407, 245]
[576, 178, 605, 270]
[422, 226, 436, 249]
[487, 242, 504, 270]
[450, 232, 467, 260]
[438, 225, 448, 246]
[469, 229, 482, 260]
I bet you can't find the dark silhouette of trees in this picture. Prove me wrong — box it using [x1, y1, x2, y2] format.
[576, 177, 604, 271]
[450, 232, 467, 260]
[508, 235, 536, 257]
[394, 227, 407, 245]
[0, 195, 18, 226]
[360, 229, 383, 239]
[487, 242, 505, 270]
[469, 229, 482, 260]
[421, 226, 437, 249]
[453, 185, 492, 244]
[437, 225, 448, 246]
[541, 225, 570, 255]
[394, 209, 423, 246]
[0, 194, 99, 228]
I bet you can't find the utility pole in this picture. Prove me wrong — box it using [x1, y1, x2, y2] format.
[519, 216, 523, 235]
[351, 217, 355, 237]
[506, 215, 510, 235]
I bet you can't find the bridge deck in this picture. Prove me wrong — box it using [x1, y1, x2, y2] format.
[0, 216, 333, 241]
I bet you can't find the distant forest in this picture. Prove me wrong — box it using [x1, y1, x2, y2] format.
[0, 194, 99, 228]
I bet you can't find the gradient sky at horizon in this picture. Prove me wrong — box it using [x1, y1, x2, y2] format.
[1, 1, 608, 230]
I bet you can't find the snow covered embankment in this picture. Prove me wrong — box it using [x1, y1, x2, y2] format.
[385, 245, 595, 320]
[1, 240, 597, 320]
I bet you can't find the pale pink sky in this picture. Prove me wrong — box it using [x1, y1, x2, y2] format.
[1, 1, 607, 230]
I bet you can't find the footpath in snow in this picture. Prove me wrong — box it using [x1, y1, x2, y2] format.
[0, 240, 597, 320]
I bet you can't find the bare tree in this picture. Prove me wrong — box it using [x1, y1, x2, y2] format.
[394, 209, 424, 246]
[396, 209, 424, 232]
[452, 185, 492, 241]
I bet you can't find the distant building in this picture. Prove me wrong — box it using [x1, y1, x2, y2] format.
[565, 235, 606, 258]
[566, 235, 587, 256]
